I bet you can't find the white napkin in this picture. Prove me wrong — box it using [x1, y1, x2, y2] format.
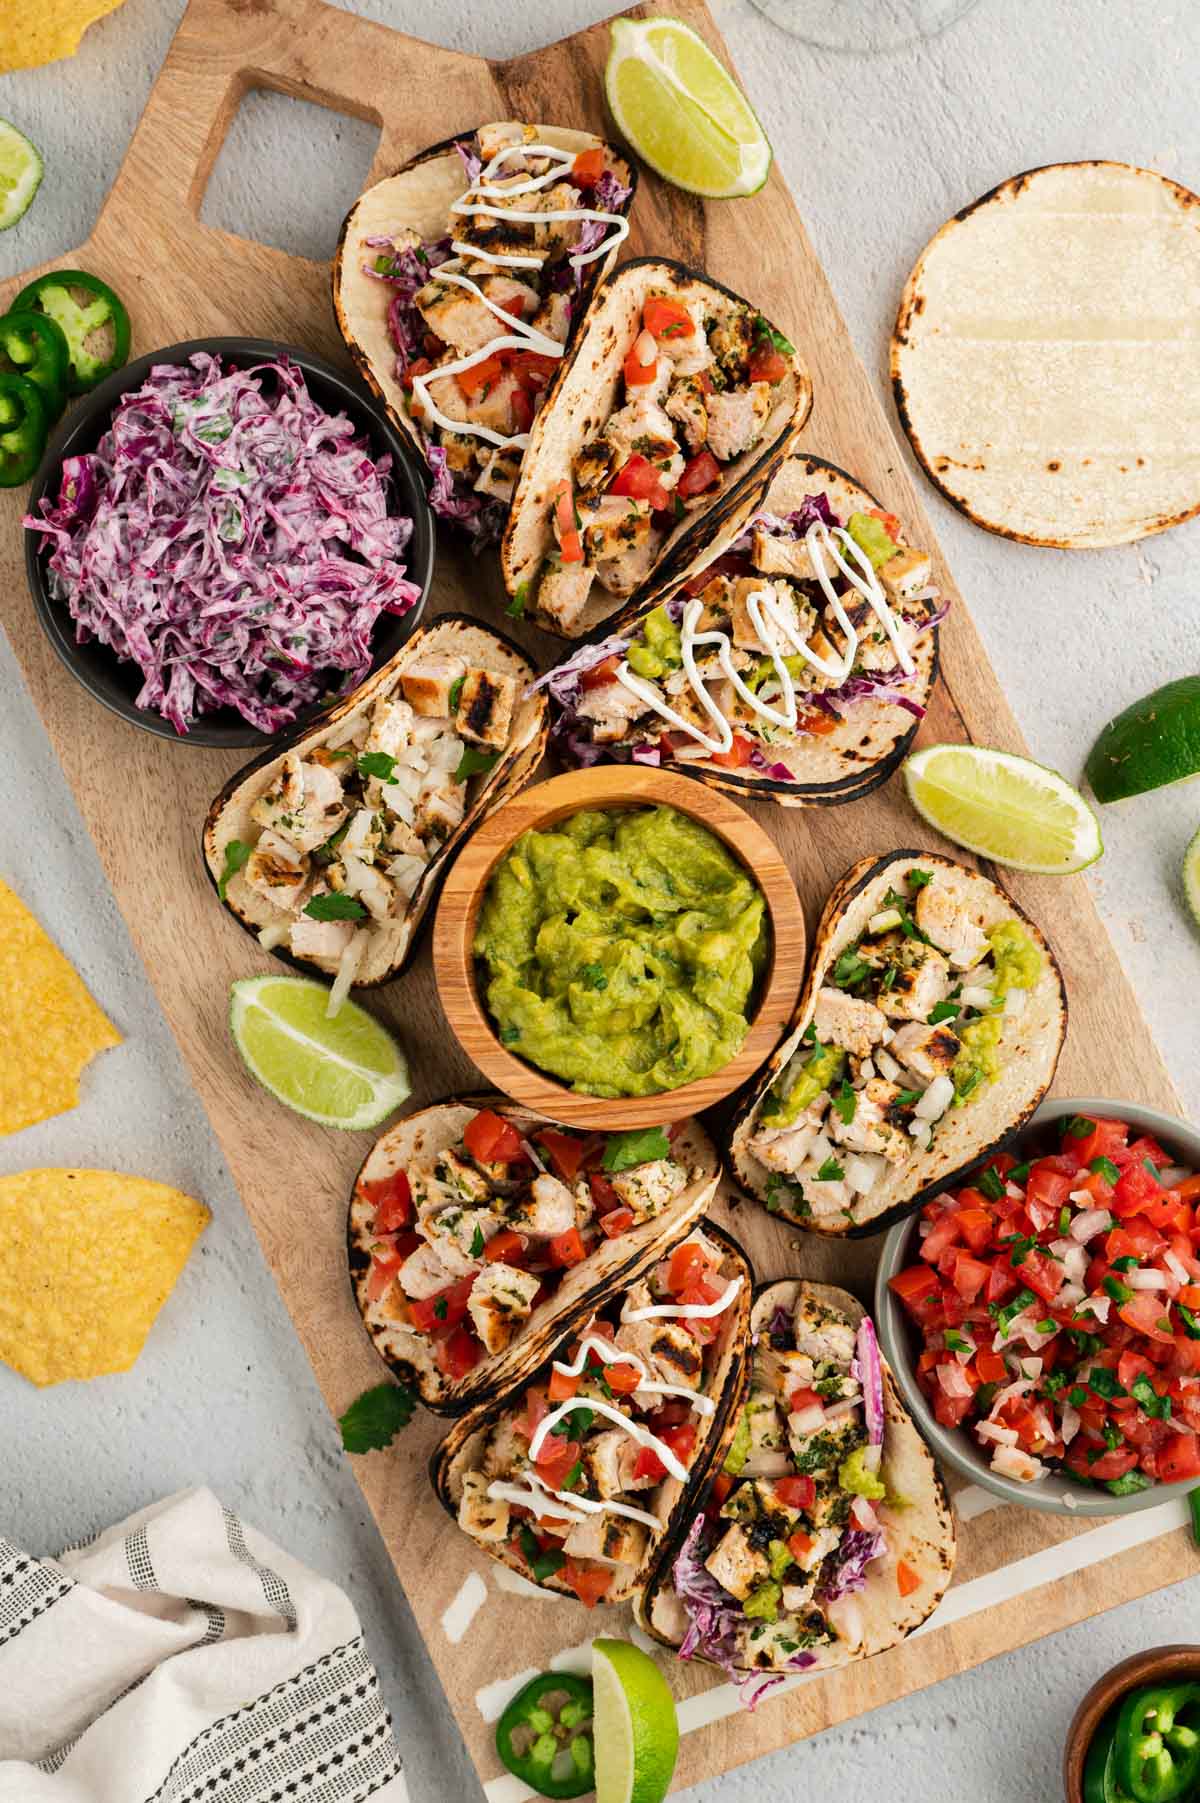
[0, 1487, 408, 1802]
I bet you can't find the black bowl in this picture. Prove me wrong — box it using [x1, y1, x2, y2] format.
[23, 336, 435, 749]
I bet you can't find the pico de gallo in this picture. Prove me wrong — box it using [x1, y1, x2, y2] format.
[453, 1229, 744, 1607]
[354, 1107, 708, 1386]
[889, 1113, 1200, 1494]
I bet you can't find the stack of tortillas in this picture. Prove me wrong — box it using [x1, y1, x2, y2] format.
[891, 160, 1200, 547]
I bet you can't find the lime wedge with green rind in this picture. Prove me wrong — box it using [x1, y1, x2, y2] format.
[0, 119, 43, 231]
[605, 17, 771, 199]
[1085, 675, 1200, 803]
[903, 742, 1103, 874]
[229, 975, 409, 1130]
[592, 1637, 679, 1803]
[1185, 824, 1200, 931]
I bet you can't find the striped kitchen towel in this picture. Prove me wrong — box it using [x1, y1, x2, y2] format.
[0, 1487, 407, 1803]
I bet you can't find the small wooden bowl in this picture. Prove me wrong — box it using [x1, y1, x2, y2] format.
[1064, 1646, 1200, 1802]
[432, 764, 806, 1129]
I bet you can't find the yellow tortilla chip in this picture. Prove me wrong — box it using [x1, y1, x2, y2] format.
[0, 1169, 209, 1385]
[0, 0, 128, 74]
[0, 879, 121, 1136]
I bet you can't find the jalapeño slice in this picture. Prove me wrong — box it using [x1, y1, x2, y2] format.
[0, 370, 47, 486]
[496, 1671, 595, 1798]
[0, 308, 69, 417]
[12, 269, 131, 394]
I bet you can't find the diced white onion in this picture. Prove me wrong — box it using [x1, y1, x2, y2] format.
[880, 1025, 896, 1046]
[875, 1049, 902, 1083]
[257, 921, 291, 950]
[915, 1075, 954, 1121]
[1127, 1268, 1167, 1290]
[1060, 1403, 1082, 1446]
[1019, 1356, 1044, 1380]
[1058, 1281, 1086, 1309]
[991, 1444, 1046, 1482]
[990, 1377, 1033, 1413]
[823, 1399, 861, 1424]
[845, 1154, 883, 1196]
[909, 1120, 933, 1148]
[961, 985, 994, 1010]
[1069, 1208, 1111, 1244]
[918, 1219, 932, 1239]
[859, 1058, 876, 1082]
[1077, 1295, 1111, 1323]
[1165, 1249, 1191, 1285]
[868, 907, 903, 935]
[975, 1419, 1018, 1446]
[326, 930, 367, 1017]
[1051, 1241, 1089, 1285]
[936, 1360, 974, 1399]
[1160, 1165, 1190, 1188]
[862, 1443, 883, 1473]
[850, 1496, 879, 1532]
[1004, 987, 1028, 1017]
[808, 1131, 835, 1168]
[633, 328, 657, 367]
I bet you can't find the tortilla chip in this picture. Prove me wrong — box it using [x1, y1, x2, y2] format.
[0, 1169, 209, 1386]
[0, 880, 121, 1136]
[0, 0, 127, 73]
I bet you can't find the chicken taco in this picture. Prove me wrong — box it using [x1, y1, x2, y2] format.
[636, 1281, 954, 1699]
[349, 1100, 723, 1412]
[538, 456, 944, 803]
[204, 615, 546, 1001]
[334, 122, 635, 549]
[431, 1222, 751, 1603]
[501, 258, 813, 637]
[730, 853, 1066, 1237]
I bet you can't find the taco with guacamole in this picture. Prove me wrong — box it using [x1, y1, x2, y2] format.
[431, 1222, 751, 1600]
[636, 1280, 955, 1699]
[334, 121, 635, 548]
[501, 258, 812, 637]
[539, 456, 944, 805]
[349, 1099, 723, 1413]
[730, 853, 1065, 1236]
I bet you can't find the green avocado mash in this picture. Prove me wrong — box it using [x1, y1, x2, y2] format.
[744, 1580, 782, 1622]
[846, 510, 898, 570]
[625, 605, 683, 680]
[952, 921, 1041, 1102]
[987, 920, 1042, 996]
[760, 1039, 846, 1129]
[838, 1445, 886, 1500]
[473, 804, 768, 1098]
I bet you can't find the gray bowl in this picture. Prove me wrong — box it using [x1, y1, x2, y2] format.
[24, 337, 435, 749]
[875, 1096, 1200, 1517]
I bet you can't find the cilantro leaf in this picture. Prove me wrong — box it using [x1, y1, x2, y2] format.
[339, 1382, 415, 1452]
[752, 315, 796, 357]
[977, 1165, 1005, 1201]
[454, 746, 498, 784]
[470, 1225, 485, 1258]
[928, 1000, 960, 1024]
[304, 892, 367, 921]
[357, 750, 398, 782]
[448, 673, 465, 712]
[218, 839, 251, 899]
[603, 1126, 670, 1172]
[832, 949, 873, 991]
[580, 962, 609, 991]
[506, 580, 530, 620]
[816, 1156, 844, 1182]
[832, 1080, 857, 1126]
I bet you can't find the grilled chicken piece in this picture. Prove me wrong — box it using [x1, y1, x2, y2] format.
[876, 940, 951, 1022]
[729, 577, 801, 653]
[576, 676, 647, 742]
[879, 547, 932, 601]
[888, 1019, 962, 1084]
[458, 1471, 510, 1542]
[531, 290, 573, 345]
[582, 1430, 628, 1500]
[366, 696, 415, 759]
[608, 1158, 687, 1223]
[829, 1077, 909, 1163]
[398, 1242, 458, 1301]
[595, 535, 660, 599]
[707, 310, 755, 382]
[467, 1261, 541, 1354]
[573, 437, 619, 496]
[424, 1207, 496, 1273]
[437, 1148, 493, 1203]
[603, 399, 679, 468]
[705, 382, 771, 461]
[242, 829, 309, 912]
[792, 1291, 858, 1367]
[811, 987, 888, 1059]
[251, 755, 348, 855]
[476, 121, 536, 161]
[455, 667, 517, 749]
[579, 494, 652, 563]
[287, 915, 355, 964]
[537, 561, 596, 630]
[414, 784, 466, 843]
[705, 1524, 770, 1600]
[414, 274, 537, 355]
[750, 528, 821, 581]
[756, 1346, 816, 1396]
[664, 375, 708, 450]
[400, 656, 466, 716]
[475, 448, 521, 502]
[914, 876, 991, 970]
[561, 1513, 650, 1568]
[507, 1173, 576, 1239]
[616, 1318, 704, 1390]
[482, 1412, 527, 1479]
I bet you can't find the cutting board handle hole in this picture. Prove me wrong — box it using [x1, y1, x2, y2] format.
[198, 81, 380, 260]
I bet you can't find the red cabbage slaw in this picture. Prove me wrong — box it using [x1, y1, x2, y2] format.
[24, 353, 422, 736]
[542, 493, 946, 776]
[672, 1516, 815, 1709]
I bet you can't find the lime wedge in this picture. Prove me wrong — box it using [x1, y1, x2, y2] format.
[1185, 824, 1200, 931]
[0, 119, 43, 230]
[592, 1638, 679, 1803]
[229, 975, 410, 1130]
[1085, 675, 1200, 803]
[605, 17, 771, 198]
[903, 743, 1103, 874]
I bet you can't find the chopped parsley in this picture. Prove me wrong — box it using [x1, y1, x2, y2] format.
[1008, 1161, 1031, 1183]
[928, 1000, 960, 1025]
[832, 1080, 857, 1126]
[1063, 1114, 1096, 1139]
[580, 963, 609, 991]
[832, 948, 873, 991]
[217, 838, 251, 899]
[448, 673, 465, 712]
[304, 892, 366, 921]
[1131, 1374, 1171, 1420]
[816, 1157, 844, 1182]
[454, 746, 498, 784]
[1085, 1367, 1125, 1399]
[992, 1287, 1037, 1333]
[1178, 1303, 1200, 1340]
[895, 1088, 923, 1107]
[338, 1382, 415, 1452]
[470, 1225, 485, 1258]
[602, 1125, 670, 1173]
[357, 750, 398, 781]
[506, 580, 530, 620]
[752, 316, 796, 357]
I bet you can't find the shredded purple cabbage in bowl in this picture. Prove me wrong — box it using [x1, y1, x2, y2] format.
[23, 345, 430, 742]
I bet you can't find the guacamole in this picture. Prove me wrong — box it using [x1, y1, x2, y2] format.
[473, 804, 768, 1097]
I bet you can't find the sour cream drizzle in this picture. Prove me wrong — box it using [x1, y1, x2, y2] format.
[624, 1275, 744, 1322]
[612, 521, 916, 755]
[551, 1331, 716, 1416]
[410, 141, 628, 452]
[488, 1469, 662, 1532]
[530, 1397, 693, 1483]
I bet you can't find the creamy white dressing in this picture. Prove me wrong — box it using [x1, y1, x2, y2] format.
[611, 519, 917, 755]
[530, 1396, 693, 1482]
[488, 1467, 661, 1533]
[624, 1274, 744, 1323]
[410, 140, 627, 452]
[551, 1330, 716, 1416]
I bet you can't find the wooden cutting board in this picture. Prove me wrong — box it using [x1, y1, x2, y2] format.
[2, 0, 1193, 1794]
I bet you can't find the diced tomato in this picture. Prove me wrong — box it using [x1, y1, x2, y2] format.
[536, 1129, 587, 1183]
[1074, 1169, 1116, 1208]
[484, 1228, 529, 1266]
[1117, 1293, 1177, 1344]
[400, 355, 432, 392]
[1025, 1166, 1074, 1214]
[535, 1434, 582, 1491]
[1117, 1350, 1156, 1392]
[623, 332, 659, 388]
[1176, 1175, 1200, 1202]
[606, 1362, 643, 1395]
[774, 1476, 817, 1510]
[788, 1529, 815, 1563]
[508, 349, 559, 392]
[562, 1562, 613, 1609]
[679, 1278, 723, 1342]
[548, 1227, 586, 1268]
[515, 1388, 548, 1442]
[1107, 1221, 1165, 1263]
[788, 1386, 823, 1415]
[589, 1172, 622, 1214]
[681, 552, 749, 596]
[1070, 1117, 1129, 1166]
[548, 1366, 580, 1402]
[362, 1168, 413, 1233]
[643, 296, 695, 340]
[1112, 1158, 1163, 1219]
[985, 1260, 1019, 1305]
[748, 341, 789, 383]
[409, 1273, 476, 1335]
[975, 1349, 1008, 1385]
[868, 506, 902, 539]
[571, 146, 606, 185]
[1021, 1248, 1065, 1305]
[611, 452, 672, 511]
[797, 709, 839, 736]
[510, 384, 534, 435]
[1157, 1430, 1200, 1483]
[933, 1388, 974, 1428]
[579, 653, 621, 693]
[1170, 1335, 1200, 1376]
[708, 733, 754, 770]
[1181, 1284, 1200, 1309]
[552, 478, 584, 562]
[676, 449, 721, 499]
[633, 1423, 696, 1484]
[463, 1107, 523, 1165]
[889, 1264, 942, 1315]
[599, 1206, 636, 1239]
[1066, 1440, 1139, 1483]
[951, 1251, 991, 1303]
[954, 1204, 993, 1253]
[435, 1326, 482, 1381]
[896, 1560, 921, 1598]
[920, 1213, 963, 1264]
[365, 1248, 402, 1303]
[709, 1472, 734, 1509]
[668, 1242, 711, 1296]
[456, 351, 507, 399]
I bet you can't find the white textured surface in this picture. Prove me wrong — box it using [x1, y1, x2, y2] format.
[2, 2, 1200, 1800]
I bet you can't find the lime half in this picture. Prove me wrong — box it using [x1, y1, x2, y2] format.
[605, 17, 771, 198]
[903, 743, 1103, 874]
[1185, 825, 1200, 931]
[592, 1638, 679, 1803]
[1085, 675, 1200, 804]
[229, 975, 409, 1130]
[0, 119, 43, 230]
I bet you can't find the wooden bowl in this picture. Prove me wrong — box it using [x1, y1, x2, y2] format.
[1064, 1646, 1200, 1802]
[432, 764, 806, 1129]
